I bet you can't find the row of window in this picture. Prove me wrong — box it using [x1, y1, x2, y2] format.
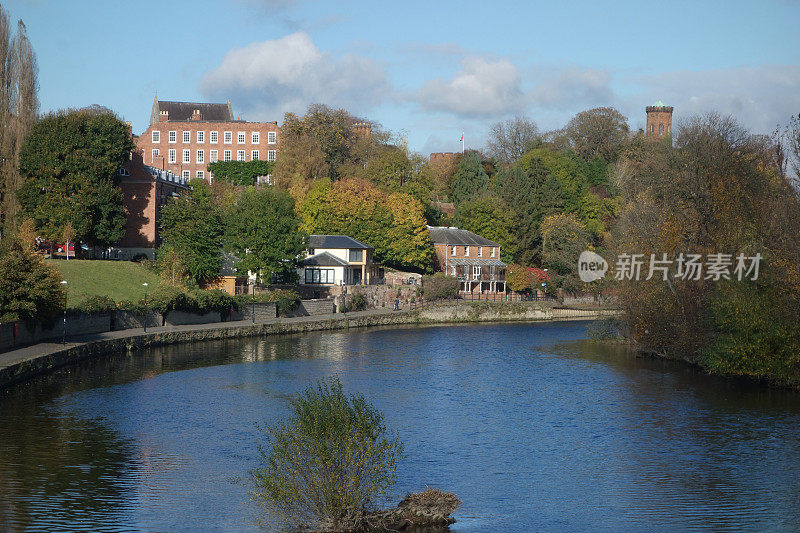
[152, 130, 277, 145]
[450, 265, 497, 279]
[155, 149, 276, 164]
[305, 268, 335, 284]
[450, 245, 496, 258]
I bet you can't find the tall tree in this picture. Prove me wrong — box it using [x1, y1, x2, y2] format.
[454, 194, 519, 262]
[0, 8, 38, 240]
[450, 152, 489, 205]
[486, 116, 540, 165]
[0, 236, 63, 323]
[564, 107, 629, 163]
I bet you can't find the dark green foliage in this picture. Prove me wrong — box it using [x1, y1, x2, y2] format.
[454, 194, 518, 262]
[345, 292, 367, 312]
[225, 187, 307, 280]
[263, 289, 301, 317]
[17, 107, 133, 246]
[207, 160, 274, 186]
[141, 285, 236, 315]
[77, 295, 116, 314]
[0, 238, 64, 322]
[450, 153, 488, 205]
[158, 179, 224, 285]
[421, 273, 460, 300]
[248, 376, 404, 531]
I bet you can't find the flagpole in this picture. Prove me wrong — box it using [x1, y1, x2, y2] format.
[461, 132, 464, 154]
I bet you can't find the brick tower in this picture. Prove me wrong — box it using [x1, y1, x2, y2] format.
[645, 100, 673, 137]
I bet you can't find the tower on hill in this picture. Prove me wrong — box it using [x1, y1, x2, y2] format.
[645, 100, 673, 137]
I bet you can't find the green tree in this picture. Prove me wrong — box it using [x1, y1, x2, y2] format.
[207, 160, 274, 186]
[454, 194, 519, 262]
[248, 376, 404, 531]
[0, 237, 64, 322]
[540, 214, 591, 292]
[225, 187, 307, 281]
[17, 107, 133, 247]
[450, 152, 489, 205]
[158, 179, 223, 285]
[563, 106, 630, 163]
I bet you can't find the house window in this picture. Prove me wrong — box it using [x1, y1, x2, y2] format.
[305, 268, 334, 284]
[183, 131, 190, 143]
[182, 170, 190, 179]
[265, 174, 273, 185]
[659, 124, 664, 135]
[252, 132, 259, 143]
[473, 265, 481, 279]
[478, 247, 483, 257]
[152, 148, 160, 159]
[491, 247, 496, 258]
[119, 168, 130, 176]
[237, 131, 245, 144]
[450, 265, 456, 276]
[450, 245, 456, 256]
[152, 131, 160, 143]
[182, 149, 190, 163]
[168, 131, 176, 143]
[210, 150, 218, 163]
[197, 131, 205, 143]
[465, 246, 470, 257]
[210, 131, 218, 143]
[267, 150, 276, 162]
[252, 150, 259, 160]
[223, 150, 231, 162]
[237, 150, 245, 161]
[268, 131, 276, 144]
[224, 131, 232, 144]
[197, 150, 204, 163]
[168, 149, 176, 163]
[196, 170, 204, 179]
[349, 249, 363, 262]
[490, 266, 496, 278]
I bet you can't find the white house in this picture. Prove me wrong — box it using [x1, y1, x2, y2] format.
[297, 235, 376, 286]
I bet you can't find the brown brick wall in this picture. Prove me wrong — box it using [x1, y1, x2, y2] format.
[645, 106, 673, 137]
[433, 242, 501, 273]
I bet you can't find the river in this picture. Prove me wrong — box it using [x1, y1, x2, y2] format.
[2, 321, 799, 531]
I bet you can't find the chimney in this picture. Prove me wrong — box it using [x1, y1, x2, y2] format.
[191, 109, 202, 121]
[159, 110, 169, 122]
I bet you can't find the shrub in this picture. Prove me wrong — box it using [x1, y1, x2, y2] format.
[248, 376, 404, 531]
[0, 238, 64, 323]
[191, 288, 237, 314]
[78, 295, 116, 314]
[345, 292, 367, 312]
[421, 273, 460, 300]
[263, 289, 301, 317]
[144, 284, 195, 314]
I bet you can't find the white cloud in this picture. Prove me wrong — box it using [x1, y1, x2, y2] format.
[530, 67, 614, 110]
[199, 32, 389, 120]
[413, 57, 526, 118]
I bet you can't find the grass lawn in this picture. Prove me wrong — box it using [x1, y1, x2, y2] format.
[46, 259, 161, 307]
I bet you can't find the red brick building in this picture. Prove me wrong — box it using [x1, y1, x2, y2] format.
[428, 226, 506, 294]
[135, 98, 280, 182]
[646, 100, 673, 137]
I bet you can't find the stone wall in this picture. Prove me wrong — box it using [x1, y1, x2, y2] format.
[0, 314, 111, 351]
[285, 299, 335, 317]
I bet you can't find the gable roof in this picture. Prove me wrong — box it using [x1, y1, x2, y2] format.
[150, 99, 234, 124]
[427, 226, 500, 247]
[302, 251, 350, 267]
[308, 235, 373, 250]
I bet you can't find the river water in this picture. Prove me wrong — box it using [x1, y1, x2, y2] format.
[2, 321, 800, 532]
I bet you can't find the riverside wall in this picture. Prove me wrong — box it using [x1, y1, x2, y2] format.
[0, 302, 619, 391]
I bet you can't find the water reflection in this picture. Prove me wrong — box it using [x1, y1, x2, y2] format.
[1, 322, 799, 531]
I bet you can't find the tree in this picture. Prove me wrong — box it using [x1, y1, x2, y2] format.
[158, 179, 224, 286]
[17, 107, 133, 247]
[540, 214, 591, 292]
[248, 376, 404, 531]
[454, 194, 519, 262]
[450, 152, 488, 205]
[0, 9, 38, 240]
[224, 187, 307, 281]
[564, 107, 630, 163]
[207, 160, 274, 186]
[486, 116, 540, 165]
[0, 237, 63, 322]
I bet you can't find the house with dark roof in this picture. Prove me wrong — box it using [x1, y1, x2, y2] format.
[428, 226, 506, 293]
[297, 235, 378, 286]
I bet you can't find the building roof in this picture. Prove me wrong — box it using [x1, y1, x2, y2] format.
[448, 257, 506, 267]
[427, 226, 500, 247]
[653, 99, 666, 107]
[151, 98, 234, 124]
[302, 252, 350, 267]
[308, 235, 373, 250]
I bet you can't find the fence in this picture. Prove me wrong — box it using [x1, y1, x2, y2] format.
[409, 293, 555, 310]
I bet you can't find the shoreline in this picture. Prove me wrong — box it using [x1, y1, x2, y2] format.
[0, 302, 619, 392]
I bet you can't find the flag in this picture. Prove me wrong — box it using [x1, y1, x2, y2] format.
[459, 133, 464, 141]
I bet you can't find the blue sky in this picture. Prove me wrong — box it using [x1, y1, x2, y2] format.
[6, 0, 800, 153]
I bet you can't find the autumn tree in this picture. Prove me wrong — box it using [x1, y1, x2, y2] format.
[564, 107, 630, 163]
[540, 213, 591, 293]
[486, 116, 540, 165]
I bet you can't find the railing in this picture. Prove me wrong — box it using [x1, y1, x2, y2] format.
[409, 292, 556, 310]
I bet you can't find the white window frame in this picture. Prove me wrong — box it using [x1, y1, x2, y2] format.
[210, 131, 218, 143]
[152, 148, 160, 159]
[182, 149, 190, 163]
[237, 131, 245, 144]
[252, 132, 260, 144]
[451, 245, 456, 256]
[168, 131, 176, 143]
[183, 131, 190, 143]
[478, 247, 483, 257]
[268, 131, 276, 144]
[196, 170, 204, 179]
[197, 150, 204, 164]
[251, 150, 259, 161]
[152, 130, 160, 143]
[168, 149, 176, 163]
[491, 247, 496, 258]
[237, 149, 245, 161]
[450, 265, 456, 276]
[465, 246, 470, 257]
[210, 150, 218, 163]
[182, 170, 190, 179]
[473, 265, 481, 279]
[224, 131, 232, 144]
[197, 131, 205, 143]
[223, 150, 232, 162]
[267, 150, 276, 162]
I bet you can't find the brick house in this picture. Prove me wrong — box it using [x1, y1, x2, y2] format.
[297, 235, 378, 287]
[428, 226, 506, 293]
[135, 98, 280, 182]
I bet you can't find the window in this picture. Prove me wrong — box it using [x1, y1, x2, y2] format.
[349, 249, 363, 262]
[182, 170, 190, 179]
[450, 265, 456, 276]
[473, 265, 481, 279]
[182, 149, 190, 163]
[490, 247, 496, 258]
[451, 245, 456, 256]
[210, 150, 218, 163]
[196, 170, 204, 179]
[119, 168, 130, 176]
[659, 124, 664, 135]
[478, 247, 483, 257]
[224, 131, 232, 144]
[308, 248, 315, 256]
[267, 150, 276, 162]
[152, 148, 160, 159]
[223, 150, 231, 162]
[183, 131, 190, 143]
[465, 246, 470, 257]
[152, 131, 160, 143]
[237, 131, 245, 144]
[237, 150, 245, 161]
[197, 150, 204, 163]
[305, 268, 334, 284]
[197, 131, 205, 143]
[168, 131, 176, 143]
[490, 266, 496, 278]
[252, 132, 259, 143]
[251, 150, 259, 160]
[168, 149, 176, 163]
[210, 131, 218, 143]
[268, 131, 276, 144]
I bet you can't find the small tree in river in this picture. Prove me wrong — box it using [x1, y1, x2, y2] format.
[248, 376, 404, 531]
